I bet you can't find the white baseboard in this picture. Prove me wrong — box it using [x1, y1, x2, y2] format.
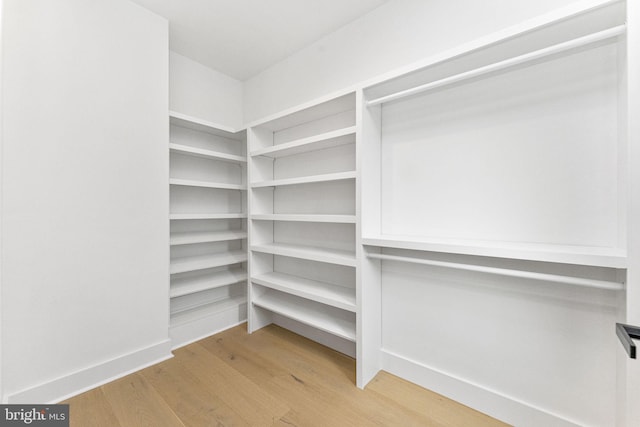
[6, 339, 173, 404]
[272, 314, 356, 358]
[381, 349, 585, 427]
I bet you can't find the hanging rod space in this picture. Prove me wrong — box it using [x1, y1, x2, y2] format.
[366, 252, 624, 291]
[366, 24, 626, 107]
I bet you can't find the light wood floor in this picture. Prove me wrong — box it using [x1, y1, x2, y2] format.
[64, 324, 510, 426]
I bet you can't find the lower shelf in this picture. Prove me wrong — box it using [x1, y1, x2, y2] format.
[251, 242, 356, 267]
[169, 297, 247, 349]
[252, 290, 356, 342]
[171, 268, 248, 298]
[252, 271, 356, 312]
[170, 250, 247, 274]
[171, 295, 247, 326]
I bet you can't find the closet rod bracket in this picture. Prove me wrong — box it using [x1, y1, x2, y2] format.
[616, 323, 640, 359]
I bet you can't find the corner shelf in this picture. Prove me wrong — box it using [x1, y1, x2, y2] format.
[252, 291, 356, 342]
[171, 268, 247, 298]
[170, 250, 248, 275]
[251, 171, 356, 188]
[170, 230, 247, 246]
[169, 213, 247, 220]
[170, 178, 246, 191]
[252, 271, 356, 312]
[251, 242, 356, 267]
[250, 214, 356, 223]
[170, 143, 246, 163]
[250, 126, 356, 158]
[170, 296, 247, 327]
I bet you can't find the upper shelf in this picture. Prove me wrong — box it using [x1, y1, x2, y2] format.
[251, 242, 356, 267]
[250, 126, 356, 158]
[169, 213, 247, 220]
[170, 178, 246, 191]
[169, 111, 244, 139]
[363, 0, 626, 105]
[362, 235, 627, 269]
[250, 214, 356, 224]
[170, 230, 247, 246]
[170, 143, 246, 164]
[251, 171, 356, 188]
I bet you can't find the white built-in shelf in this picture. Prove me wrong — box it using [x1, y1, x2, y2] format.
[171, 268, 247, 298]
[250, 126, 356, 158]
[170, 296, 246, 327]
[252, 291, 356, 341]
[252, 271, 356, 312]
[170, 230, 247, 246]
[251, 171, 356, 188]
[169, 110, 241, 138]
[362, 235, 627, 269]
[170, 178, 246, 191]
[170, 250, 248, 274]
[169, 213, 247, 220]
[169, 143, 246, 163]
[250, 214, 356, 224]
[251, 242, 356, 267]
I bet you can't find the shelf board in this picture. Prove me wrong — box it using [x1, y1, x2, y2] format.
[250, 214, 356, 224]
[170, 296, 246, 326]
[170, 230, 247, 246]
[170, 143, 246, 163]
[250, 242, 356, 267]
[170, 178, 246, 191]
[253, 291, 356, 342]
[169, 213, 247, 220]
[252, 271, 356, 312]
[171, 268, 247, 298]
[250, 126, 356, 158]
[362, 235, 627, 268]
[169, 111, 242, 138]
[170, 250, 248, 274]
[251, 171, 356, 188]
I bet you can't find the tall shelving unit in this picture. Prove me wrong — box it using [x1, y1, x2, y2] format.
[247, 93, 359, 358]
[169, 112, 248, 348]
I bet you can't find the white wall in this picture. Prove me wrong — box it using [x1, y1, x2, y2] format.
[243, 0, 579, 122]
[1, 0, 170, 402]
[170, 51, 243, 130]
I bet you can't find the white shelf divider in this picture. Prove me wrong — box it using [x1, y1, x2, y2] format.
[252, 291, 356, 341]
[170, 143, 246, 163]
[250, 214, 356, 223]
[170, 178, 246, 191]
[250, 126, 356, 158]
[251, 171, 356, 188]
[170, 250, 248, 275]
[169, 213, 247, 220]
[170, 230, 247, 246]
[252, 271, 356, 312]
[251, 242, 356, 267]
[171, 268, 248, 298]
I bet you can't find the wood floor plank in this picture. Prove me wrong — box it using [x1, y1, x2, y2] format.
[64, 323, 510, 427]
[367, 371, 511, 427]
[174, 342, 290, 426]
[139, 355, 250, 427]
[63, 387, 121, 427]
[101, 373, 185, 427]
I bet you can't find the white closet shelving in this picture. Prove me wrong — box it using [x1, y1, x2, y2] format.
[247, 92, 359, 359]
[361, 0, 628, 267]
[169, 111, 248, 348]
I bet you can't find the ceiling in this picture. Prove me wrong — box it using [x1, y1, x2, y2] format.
[129, 0, 389, 81]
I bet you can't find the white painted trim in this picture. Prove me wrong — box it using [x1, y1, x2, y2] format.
[170, 320, 246, 350]
[6, 339, 173, 404]
[381, 349, 587, 427]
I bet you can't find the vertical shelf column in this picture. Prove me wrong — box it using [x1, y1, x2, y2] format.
[168, 112, 248, 348]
